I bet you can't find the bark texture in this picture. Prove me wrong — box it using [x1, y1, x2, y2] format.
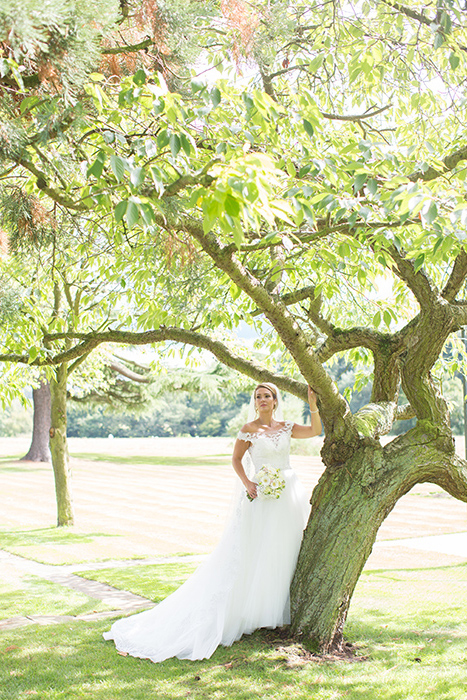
[21, 379, 51, 462]
[291, 422, 467, 651]
[49, 364, 74, 526]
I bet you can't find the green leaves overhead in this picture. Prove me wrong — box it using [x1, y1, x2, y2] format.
[4, 0, 467, 375]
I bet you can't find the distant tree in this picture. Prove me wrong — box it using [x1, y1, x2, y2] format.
[21, 379, 51, 462]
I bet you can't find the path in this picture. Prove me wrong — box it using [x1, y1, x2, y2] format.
[0, 549, 205, 631]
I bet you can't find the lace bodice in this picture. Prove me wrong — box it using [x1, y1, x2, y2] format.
[237, 421, 294, 474]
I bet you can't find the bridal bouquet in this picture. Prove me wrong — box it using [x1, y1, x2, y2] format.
[248, 465, 285, 501]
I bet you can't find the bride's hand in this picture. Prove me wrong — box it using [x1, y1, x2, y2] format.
[308, 385, 318, 408]
[245, 479, 258, 500]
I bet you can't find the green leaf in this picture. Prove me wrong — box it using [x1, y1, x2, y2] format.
[130, 167, 145, 188]
[28, 346, 38, 363]
[286, 160, 296, 177]
[433, 31, 444, 50]
[157, 130, 170, 150]
[150, 166, 165, 194]
[422, 201, 438, 225]
[224, 194, 240, 218]
[191, 79, 206, 94]
[124, 201, 139, 228]
[114, 200, 127, 223]
[230, 283, 241, 300]
[211, 87, 221, 108]
[169, 134, 181, 158]
[110, 155, 127, 182]
[202, 198, 220, 234]
[383, 310, 392, 327]
[353, 173, 367, 193]
[87, 151, 106, 179]
[449, 52, 460, 70]
[133, 69, 147, 86]
[303, 119, 314, 138]
[180, 133, 192, 157]
[414, 254, 425, 272]
[140, 203, 156, 227]
[19, 95, 41, 114]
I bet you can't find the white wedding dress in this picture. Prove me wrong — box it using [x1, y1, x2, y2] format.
[103, 421, 310, 662]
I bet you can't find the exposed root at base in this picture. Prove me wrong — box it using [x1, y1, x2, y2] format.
[256, 627, 368, 665]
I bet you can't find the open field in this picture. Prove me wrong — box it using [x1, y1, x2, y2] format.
[0, 435, 466, 567]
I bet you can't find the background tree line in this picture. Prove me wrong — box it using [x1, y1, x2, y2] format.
[2, 361, 464, 438]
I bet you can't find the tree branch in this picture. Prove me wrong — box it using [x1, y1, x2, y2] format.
[280, 285, 317, 307]
[384, 243, 438, 308]
[395, 403, 416, 421]
[320, 104, 392, 122]
[109, 361, 151, 383]
[378, 0, 431, 27]
[160, 160, 219, 198]
[353, 402, 397, 438]
[409, 144, 467, 182]
[442, 249, 467, 302]
[316, 327, 385, 363]
[17, 158, 88, 211]
[38, 327, 310, 401]
[101, 38, 153, 55]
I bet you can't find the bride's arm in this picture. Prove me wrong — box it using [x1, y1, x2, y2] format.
[291, 386, 322, 439]
[232, 438, 258, 499]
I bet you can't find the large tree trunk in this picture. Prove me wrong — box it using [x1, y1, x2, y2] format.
[290, 422, 467, 652]
[21, 379, 51, 462]
[49, 364, 74, 526]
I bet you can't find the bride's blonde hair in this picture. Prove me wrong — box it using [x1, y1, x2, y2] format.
[254, 382, 278, 400]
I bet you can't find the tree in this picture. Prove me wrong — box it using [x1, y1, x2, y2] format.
[21, 378, 51, 462]
[2, 0, 467, 653]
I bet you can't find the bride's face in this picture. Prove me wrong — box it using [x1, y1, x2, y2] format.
[255, 387, 276, 413]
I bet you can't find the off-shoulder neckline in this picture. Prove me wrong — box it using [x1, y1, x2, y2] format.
[237, 420, 294, 441]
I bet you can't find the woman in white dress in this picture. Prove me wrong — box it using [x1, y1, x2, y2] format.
[103, 382, 321, 663]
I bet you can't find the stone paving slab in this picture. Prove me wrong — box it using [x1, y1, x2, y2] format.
[0, 549, 153, 610]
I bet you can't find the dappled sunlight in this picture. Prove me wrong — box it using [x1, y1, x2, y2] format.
[2, 620, 467, 700]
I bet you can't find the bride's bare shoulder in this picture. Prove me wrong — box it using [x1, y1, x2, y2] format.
[239, 421, 259, 434]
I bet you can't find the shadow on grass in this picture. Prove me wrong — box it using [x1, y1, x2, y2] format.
[0, 576, 111, 621]
[75, 562, 198, 603]
[70, 453, 231, 467]
[0, 527, 117, 550]
[1, 620, 467, 700]
[0, 459, 50, 472]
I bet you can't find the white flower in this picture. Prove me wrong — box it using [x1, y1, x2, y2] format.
[253, 464, 285, 500]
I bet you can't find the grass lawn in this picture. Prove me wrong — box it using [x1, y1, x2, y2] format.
[2, 561, 466, 700]
[1, 612, 466, 699]
[69, 452, 232, 467]
[76, 562, 198, 603]
[0, 576, 113, 621]
[0, 527, 123, 566]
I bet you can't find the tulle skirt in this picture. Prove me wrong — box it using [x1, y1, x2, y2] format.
[103, 468, 310, 663]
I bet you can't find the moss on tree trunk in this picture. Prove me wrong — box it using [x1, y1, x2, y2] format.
[290, 423, 467, 652]
[49, 364, 74, 526]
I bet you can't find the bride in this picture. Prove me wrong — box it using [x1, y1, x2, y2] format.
[103, 382, 321, 662]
